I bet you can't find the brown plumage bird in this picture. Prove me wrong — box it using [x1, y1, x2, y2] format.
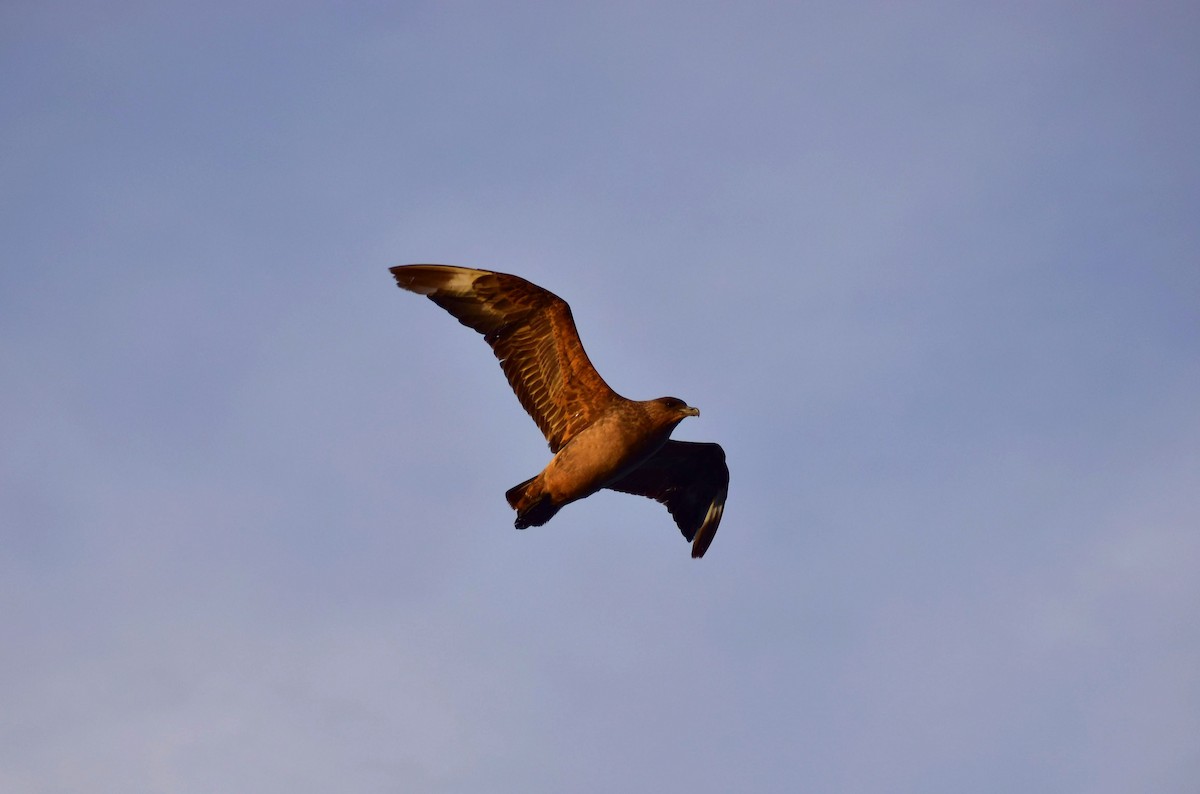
[390, 265, 728, 558]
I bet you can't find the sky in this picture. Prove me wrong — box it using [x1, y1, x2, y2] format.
[2, 2, 1199, 792]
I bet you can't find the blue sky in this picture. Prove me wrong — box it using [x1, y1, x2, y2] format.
[3, 2, 1198, 791]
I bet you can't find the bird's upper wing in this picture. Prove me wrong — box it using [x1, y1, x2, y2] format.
[390, 265, 621, 452]
[606, 440, 728, 558]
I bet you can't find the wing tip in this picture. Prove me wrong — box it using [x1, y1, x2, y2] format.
[689, 496, 725, 558]
[389, 264, 491, 296]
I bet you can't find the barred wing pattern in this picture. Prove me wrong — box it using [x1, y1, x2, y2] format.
[390, 265, 621, 452]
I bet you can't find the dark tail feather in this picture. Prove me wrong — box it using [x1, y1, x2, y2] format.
[505, 476, 559, 528]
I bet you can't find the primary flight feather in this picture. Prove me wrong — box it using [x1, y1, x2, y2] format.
[390, 265, 728, 558]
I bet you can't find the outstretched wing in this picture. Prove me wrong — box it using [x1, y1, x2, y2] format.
[606, 440, 728, 558]
[390, 265, 621, 452]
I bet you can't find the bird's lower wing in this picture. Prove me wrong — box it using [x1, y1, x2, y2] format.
[606, 440, 728, 558]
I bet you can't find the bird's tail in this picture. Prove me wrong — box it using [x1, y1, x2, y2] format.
[505, 475, 559, 528]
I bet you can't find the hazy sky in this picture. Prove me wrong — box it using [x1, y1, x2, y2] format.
[3, 2, 1198, 792]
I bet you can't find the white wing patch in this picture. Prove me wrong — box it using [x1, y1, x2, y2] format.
[400, 266, 489, 296]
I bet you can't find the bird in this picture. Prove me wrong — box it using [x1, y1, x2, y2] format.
[389, 265, 728, 558]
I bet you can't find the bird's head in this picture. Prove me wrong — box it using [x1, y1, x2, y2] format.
[655, 396, 700, 420]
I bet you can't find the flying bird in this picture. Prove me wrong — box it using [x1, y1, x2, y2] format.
[390, 265, 728, 558]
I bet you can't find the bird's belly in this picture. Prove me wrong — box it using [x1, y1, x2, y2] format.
[540, 422, 668, 503]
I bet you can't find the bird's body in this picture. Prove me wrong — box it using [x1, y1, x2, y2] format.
[390, 264, 728, 558]
[506, 396, 695, 528]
